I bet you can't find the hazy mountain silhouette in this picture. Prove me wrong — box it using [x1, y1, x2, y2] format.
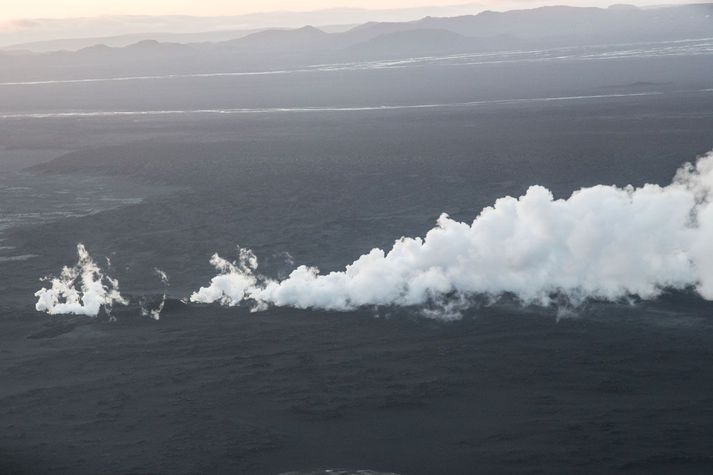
[208, 3, 712, 55]
[346, 29, 524, 58]
[413, 4, 713, 42]
[1, 4, 711, 82]
[219, 26, 330, 54]
[0, 3, 485, 51]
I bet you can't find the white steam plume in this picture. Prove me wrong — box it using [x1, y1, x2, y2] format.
[190, 249, 264, 310]
[155, 268, 170, 286]
[191, 151, 713, 315]
[141, 268, 170, 320]
[35, 244, 128, 317]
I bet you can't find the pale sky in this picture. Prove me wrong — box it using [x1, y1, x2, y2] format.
[0, 0, 480, 21]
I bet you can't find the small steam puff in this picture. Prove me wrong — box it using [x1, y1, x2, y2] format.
[140, 268, 170, 320]
[191, 151, 713, 314]
[35, 244, 128, 317]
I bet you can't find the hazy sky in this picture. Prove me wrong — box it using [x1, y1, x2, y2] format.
[1, 0, 483, 20]
[0, 0, 696, 24]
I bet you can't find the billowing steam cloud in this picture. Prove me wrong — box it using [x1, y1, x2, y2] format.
[191, 151, 713, 314]
[35, 244, 128, 317]
[190, 250, 263, 309]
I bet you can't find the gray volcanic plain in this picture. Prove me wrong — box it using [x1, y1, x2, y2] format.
[2, 5, 713, 474]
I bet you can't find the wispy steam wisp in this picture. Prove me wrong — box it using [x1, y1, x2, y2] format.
[140, 268, 170, 320]
[191, 151, 713, 315]
[35, 244, 128, 317]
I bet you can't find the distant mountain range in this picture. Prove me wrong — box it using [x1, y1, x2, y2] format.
[1, 3, 711, 81]
[4, 3, 711, 54]
[0, 3, 485, 51]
